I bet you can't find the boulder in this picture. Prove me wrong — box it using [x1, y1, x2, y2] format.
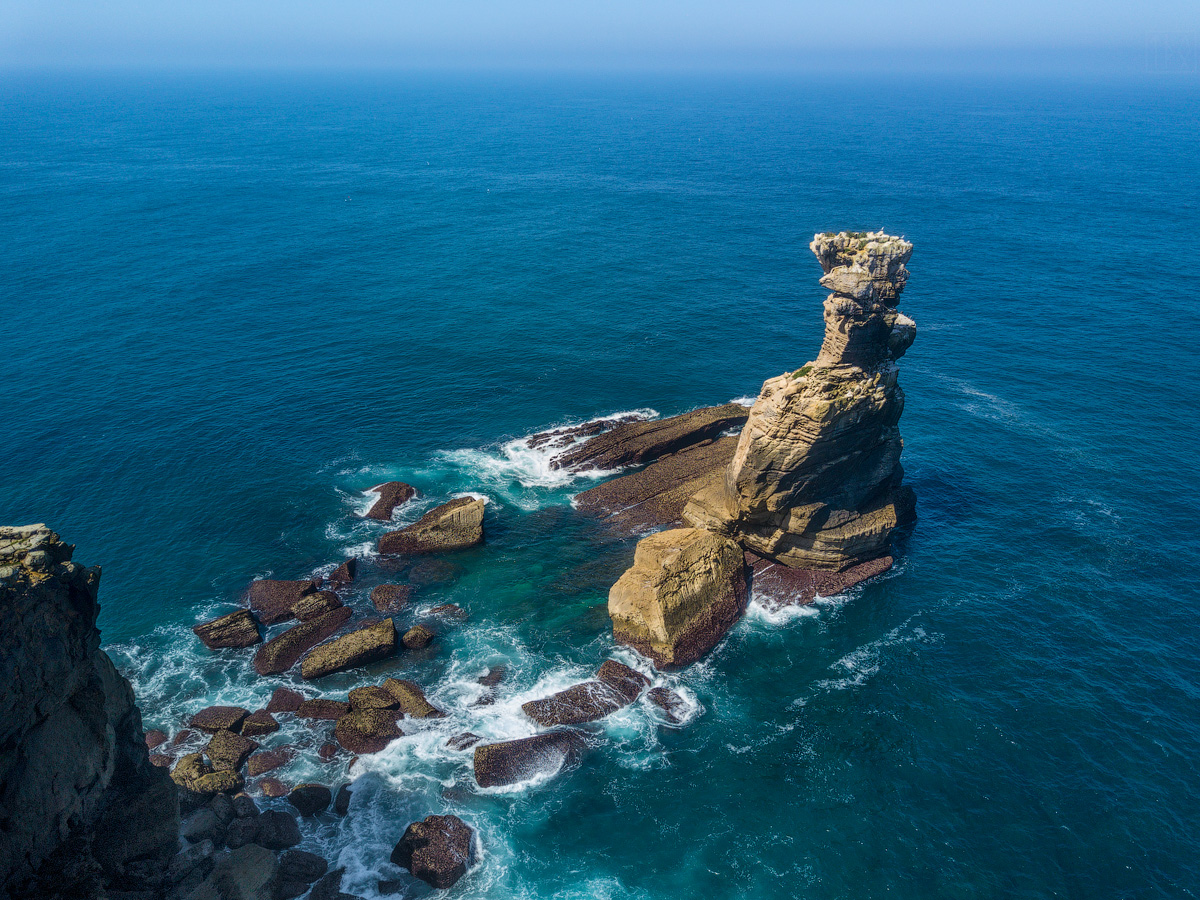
[239, 710, 279, 738]
[318, 742, 339, 761]
[430, 603, 467, 621]
[204, 842, 280, 900]
[145, 729, 168, 749]
[192, 770, 245, 795]
[334, 709, 403, 754]
[246, 578, 320, 625]
[647, 687, 687, 724]
[246, 748, 292, 776]
[265, 687, 304, 714]
[334, 784, 352, 816]
[223, 815, 261, 849]
[328, 558, 357, 585]
[232, 793, 259, 818]
[401, 625, 433, 650]
[168, 839, 215, 885]
[181, 808, 224, 845]
[300, 619, 396, 679]
[293, 590, 344, 622]
[192, 609, 261, 650]
[521, 682, 627, 727]
[370, 584, 411, 614]
[257, 778, 289, 799]
[253, 810, 302, 850]
[472, 732, 586, 788]
[150, 753, 173, 768]
[377, 497, 485, 555]
[382, 678, 445, 719]
[608, 528, 747, 668]
[189, 706, 250, 734]
[596, 659, 651, 702]
[205, 729, 259, 772]
[348, 685, 400, 710]
[171, 752, 212, 790]
[446, 732, 481, 751]
[296, 698, 350, 720]
[171, 728, 200, 747]
[308, 868, 348, 900]
[390, 815, 474, 889]
[287, 784, 332, 816]
[253, 606, 353, 676]
[551, 404, 748, 472]
[280, 849, 328, 884]
[365, 481, 417, 521]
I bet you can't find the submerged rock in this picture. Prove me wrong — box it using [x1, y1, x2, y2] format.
[300, 618, 396, 679]
[365, 481, 417, 521]
[383, 678, 446, 719]
[526, 413, 648, 452]
[253, 605, 352, 676]
[473, 732, 586, 788]
[478, 665, 507, 687]
[446, 732, 481, 751]
[370, 583, 411, 613]
[391, 814, 474, 889]
[408, 559, 463, 586]
[333, 709, 403, 754]
[647, 687, 687, 724]
[246, 578, 320, 625]
[192, 608, 261, 649]
[608, 527, 747, 668]
[378, 497, 485, 555]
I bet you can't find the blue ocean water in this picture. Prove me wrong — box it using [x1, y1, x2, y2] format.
[2, 71, 1199, 898]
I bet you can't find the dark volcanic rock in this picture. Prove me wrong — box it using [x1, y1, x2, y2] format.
[192, 609, 262, 650]
[296, 699, 350, 720]
[378, 497, 485, 556]
[246, 578, 320, 625]
[308, 867, 348, 900]
[247, 748, 293, 776]
[473, 732, 586, 788]
[255, 810, 302, 850]
[334, 709, 403, 754]
[223, 815, 260, 849]
[288, 783, 332, 816]
[401, 624, 434, 650]
[747, 550, 893, 610]
[551, 404, 747, 472]
[334, 784, 352, 816]
[390, 814, 474, 889]
[382, 678, 445, 718]
[205, 729, 259, 771]
[647, 687, 687, 724]
[370, 583, 412, 613]
[240, 709, 280, 737]
[293, 590, 344, 622]
[232, 793, 259, 818]
[521, 681, 627, 726]
[349, 685, 400, 710]
[266, 687, 305, 714]
[328, 558, 357, 585]
[280, 849, 328, 883]
[365, 481, 417, 521]
[253, 606, 353, 676]
[596, 660, 651, 702]
[446, 732, 481, 751]
[300, 618, 396, 679]
[189, 705, 250, 734]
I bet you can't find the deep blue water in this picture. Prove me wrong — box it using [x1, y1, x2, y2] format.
[3, 72, 1199, 899]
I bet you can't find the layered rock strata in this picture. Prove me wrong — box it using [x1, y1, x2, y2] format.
[378, 497, 485, 555]
[552, 404, 747, 472]
[0, 525, 179, 898]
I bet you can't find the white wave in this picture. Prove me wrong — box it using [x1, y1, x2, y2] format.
[730, 395, 757, 407]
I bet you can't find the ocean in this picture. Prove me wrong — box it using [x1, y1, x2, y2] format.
[2, 71, 1198, 898]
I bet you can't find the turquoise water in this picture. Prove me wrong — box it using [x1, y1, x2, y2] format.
[3, 72, 1199, 898]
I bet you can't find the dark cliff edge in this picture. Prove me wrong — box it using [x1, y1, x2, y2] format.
[1, 525, 178, 900]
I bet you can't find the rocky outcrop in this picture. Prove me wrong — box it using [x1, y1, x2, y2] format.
[0, 524, 179, 898]
[552, 404, 747, 472]
[245, 579, 320, 625]
[364, 481, 417, 521]
[378, 497, 485, 555]
[193, 609, 262, 649]
[747, 550, 894, 610]
[684, 231, 917, 570]
[608, 528, 747, 668]
[473, 732, 587, 788]
[333, 710, 402, 754]
[253, 606, 352, 676]
[382, 678, 445, 719]
[370, 584, 410, 614]
[300, 619, 396, 679]
[521, 660, 650, 726]
[292, 590, 343, 622]
[391, 815, 474, 889]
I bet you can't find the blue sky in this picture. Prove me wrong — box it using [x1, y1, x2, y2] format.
[2, 0, 1198, 71]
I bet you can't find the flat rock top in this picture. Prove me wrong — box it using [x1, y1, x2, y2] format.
[552, 404, 747, 472]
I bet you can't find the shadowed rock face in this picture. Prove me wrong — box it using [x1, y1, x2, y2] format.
[685, 231, 917, 571]
[0, 525, 179, 898]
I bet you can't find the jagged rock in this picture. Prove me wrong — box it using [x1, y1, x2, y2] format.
[293, 590, 343, 622]
[401, 624, 434, 649]
[257, 778, 289, 799]
[574, 435, 739, 531]
[390, 814, 474, 889]
[334, 784, 352, 816]
[349, 685, 400, 710]
[145, 729, 168, 749]
[254, 810, 302, 850]
[596, 660, 651, 702]
[300, 619, 396, 679]
[287, 783, 332, 816]
[280, 849, 328, 883]
[551, 404, 747, 472]
[473, 732, 587, 788]
[527, 413, 648, 452]
[446, 732, 481, 751]
[253, 606, 353, 676]
[328, 558, 357, 585]
[197, 842, 280, 900]
[370, 584, 411, 613]
[683, 231, 917, 570]
[647, 687, 687, 724]
[240, 710, 280, 738]
[246, 578, 320, 625]
[232, 793, 259, 818]
[608, 528, 747, 668]
[192, 609, 262, 650]
[333, 710, 403, 754]
[365, 481, 417, 521]
[246, 748, 292, 776]
[189, 705, 250, 734]
[522, 682, 626, 726]
[265, 687, 304, 713]
[193, 770, 245, 795]
[205, 730, 259, 772]
[748, 550, 893, 610]
[378, 497, 485, 555]
[296, 699, 350, 720]
[382, 678, 445, 718]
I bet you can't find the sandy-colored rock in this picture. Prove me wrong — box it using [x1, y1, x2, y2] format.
[377, 497, 485, 555]
[365, 481, 417, 521]
[370, 583, 411, 613]
[608, 528, 747, 669]
[382, 678, 445, 718]
[348, 685, 400, 710]
[253, 606, 352, 676]
[189, 705, 250, 734]
[402, 624, 434, 650]
[240, 710, 280, 738]
[333, 709, 403, 754]
[193, 609, 261, 649]
[300, 618, 396, 679]
[292, 590, 343, 622]
[205, 729, 259, 771]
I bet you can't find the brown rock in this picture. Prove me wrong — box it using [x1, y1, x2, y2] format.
[478, 666, 507, 688]
[192, 609, 262, 650]
[333, 710, 403, 754]
[293, 590, 343, 622]
[205, 730, 259, 771]
[144, 729, 168, 750]
[445, 732, 481, 751]
[526, 413, 648, 452]
[328, 558, 357, 585]
[401, 625, 434, 650]
[171, 728, 199, 747]
[473, 732, 586, 788]
[382, 678, 445, 719]
[240, 710, 280, 738]
[296, 699, 350, 720]
[247, 748, 293, 777]
[287, 784, 332, 816]
[596, 660, 651, 703]
[365, 481, 417, 521]
[300, 619, 396, 679]
[747, 551, 893, 610]
[252, 606, 352, 676]
[390, 815, 473, 889]
[265, 687, 305, 714]
[246, 578, 320, 625]
[349, 685, 400, 710]
[522, 682, 626, 726]
[647, 687, 687, 724]
[370, 584, 411, 614]
[171, 752, 211, 790]
[318, 742, 339, 761]
[257, 778, 290, 798]
[378, 497, 485, 556]
[430, 603, 467, 621]
[189, 706, 250, 734]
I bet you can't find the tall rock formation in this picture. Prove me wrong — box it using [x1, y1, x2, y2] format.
[684, 230, 916, 569]
[0, 525, 179, 899]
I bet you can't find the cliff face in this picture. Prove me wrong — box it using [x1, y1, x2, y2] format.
[685, 231, 916, 570]
[0, 525, 178, 900]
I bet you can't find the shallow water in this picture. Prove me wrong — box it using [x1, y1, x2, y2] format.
[2, 71, 1199, 898]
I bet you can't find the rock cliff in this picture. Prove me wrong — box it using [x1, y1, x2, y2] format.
[0, 524, 179, 899]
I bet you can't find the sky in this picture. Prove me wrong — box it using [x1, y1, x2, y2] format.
[2, 0, 1199, 72]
